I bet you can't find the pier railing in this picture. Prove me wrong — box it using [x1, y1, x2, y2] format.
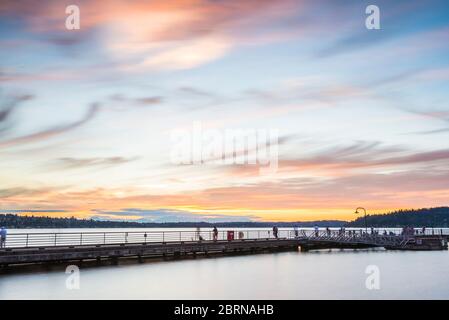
[1, 229, 297, 249]
[1, 228, 447, 249]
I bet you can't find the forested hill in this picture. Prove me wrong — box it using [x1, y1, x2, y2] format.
[0, 213, 345, 229]
[1, 207, 449, 229]
[346, 207, 449, 227]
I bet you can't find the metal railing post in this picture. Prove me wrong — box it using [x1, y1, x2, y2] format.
[26, 234, 29, 248]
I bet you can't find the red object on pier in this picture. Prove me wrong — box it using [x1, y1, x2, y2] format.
[227, 231, 235, 241]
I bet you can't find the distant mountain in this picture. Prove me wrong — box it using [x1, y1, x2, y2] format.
[0, 213, 346, 229]
[345, 207, 449, 228]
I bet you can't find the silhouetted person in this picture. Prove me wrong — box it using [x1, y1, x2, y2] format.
[213, 227, 218, 241]
[0, 227, 7, 248]
[314, 225, 319, 237]
[273, 226, 278, 239]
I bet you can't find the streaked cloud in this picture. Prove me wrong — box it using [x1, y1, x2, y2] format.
[1, 0, 302, 72]
[54, 156, 138, 170]
[0, 93, 34, 132]
[0, 103, 99, 148]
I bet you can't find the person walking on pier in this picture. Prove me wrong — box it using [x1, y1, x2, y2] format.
[273, 226, 279, 239]
[0, 227, 7, 248]
[213, 226, 218, 241]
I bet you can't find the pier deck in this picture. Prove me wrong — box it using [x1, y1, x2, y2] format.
[1, 229, 448, 267]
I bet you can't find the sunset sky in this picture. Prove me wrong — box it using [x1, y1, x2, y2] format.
[1, 0, 449, 222]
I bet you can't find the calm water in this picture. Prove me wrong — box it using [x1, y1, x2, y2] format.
[1, 228, 449, 299]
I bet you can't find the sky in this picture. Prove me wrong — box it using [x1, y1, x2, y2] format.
[1, 0, 449, 223]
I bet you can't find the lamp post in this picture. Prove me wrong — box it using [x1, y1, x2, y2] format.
[355, 207, 367, 234]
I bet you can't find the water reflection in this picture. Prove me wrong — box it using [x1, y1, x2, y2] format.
[1, 248, 448, 299]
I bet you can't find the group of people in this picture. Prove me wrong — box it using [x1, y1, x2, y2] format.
[197, 226, 282, 241]
[197, 225, 437, 242]
[401, 226, 423, 236]
[195, 227, 219, 241]
[196, 226, 283, 241]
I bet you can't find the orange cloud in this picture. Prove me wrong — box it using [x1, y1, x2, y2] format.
[1, 0, 301, 70]
[3, 168, 449, 222]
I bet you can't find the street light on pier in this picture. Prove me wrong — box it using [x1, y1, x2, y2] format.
[355, 207, 368, 234]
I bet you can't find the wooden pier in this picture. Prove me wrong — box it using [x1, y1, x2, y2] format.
[0, 238, 300, 266]
[296, 231, 448, 251]
[0, 229, 448, 267]
[0, 229, 300, 267]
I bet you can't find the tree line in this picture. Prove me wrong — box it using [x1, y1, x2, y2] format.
[0, 214, 344, 229]
[346, 207, 449, 227]
[1, 207, 448, 228]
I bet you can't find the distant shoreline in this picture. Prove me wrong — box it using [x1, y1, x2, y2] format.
[0, 214, 346, 229]
[1, 207, 449, 228]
